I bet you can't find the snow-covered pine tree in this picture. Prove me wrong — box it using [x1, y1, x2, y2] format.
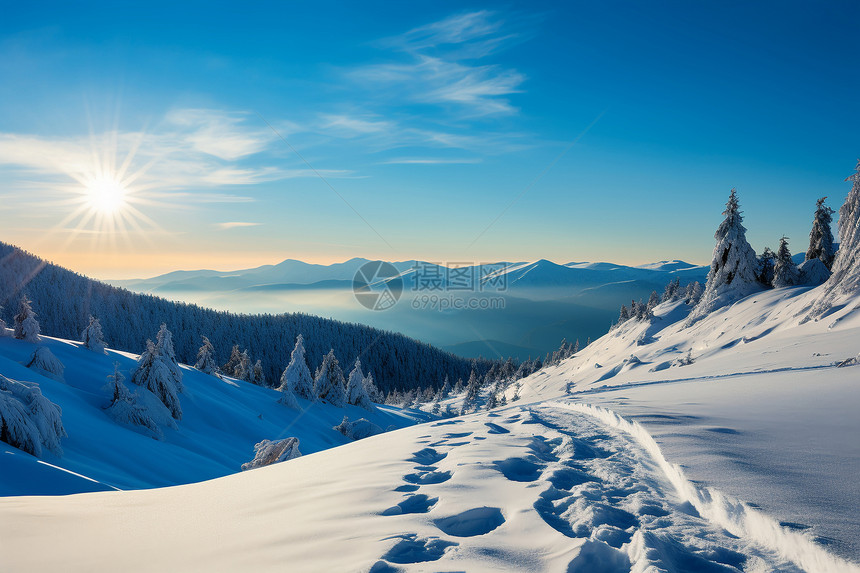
[194, 336, 218, 376]
[314, 349, 347, 407]
[687, 189, 760, 323]
[772, 236, 800, 288]
[156, 324, 183, 393]
[223, 345, 242, 376]
[684, 281, 703, 306]
[234, 350, 252, 382]
[251, 359, 266, 386]
[279, 334, 315, 400]
[453, 378, 464, 394]
[0, 374, 66, 456]
[646, 291, 660, 312]
[806, 197, 836, 269]
[486, 390, 498, 410]
[13, 297, 40, 342]
[131, 340, 182, 420]
[81, 316, 106, 354]
[757, 247, 776, 286]
[440, 375, 451, 398]
[661, 278, 681, 303]
[26, 347, 65, 381]
[363, 372, 382, 403]
[617, 304, 630, 324]
[461, 369, 480, 414]
[346, 358, 373, 410]
[104, 362, 162, 439]
[807, 161, 860, 318]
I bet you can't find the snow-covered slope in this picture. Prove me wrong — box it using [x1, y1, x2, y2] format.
[0, 331, 425, 495]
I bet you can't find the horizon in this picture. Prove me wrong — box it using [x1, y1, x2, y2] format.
[2, 2, 856, 279]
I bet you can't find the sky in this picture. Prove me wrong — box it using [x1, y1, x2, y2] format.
[1, 1, 859, 278]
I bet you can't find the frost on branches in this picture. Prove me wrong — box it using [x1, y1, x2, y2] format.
[81, 316, 107, 354]
[241, 437, 301, 471]
[0, 374, 66, 457]
[346, 359, 373, 411]
[808, 160, 860, 318]
[26, 347, 65, 382]
[687, 189, 760, 324]
[104, 363, 163, 439]
[314, 349, 347, 407]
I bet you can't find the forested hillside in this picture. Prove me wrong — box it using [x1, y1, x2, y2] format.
[0, 242, 495, 393]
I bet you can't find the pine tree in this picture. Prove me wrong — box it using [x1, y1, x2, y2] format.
[453, 378, 464, 394]
[104, 362, 162, 438]
[131, 340, 182, 420]
[251, 359, 266, 386]
[440, 375, 451, 397]
[194, 336, 218, 376]
[757, 247, 776, 286]
[806, 197, 836, 269]
[13, 297, 40, 343]
[461, 369, 480, 414]
[156, 324, 183, 393]
[223, 345, 243, 377]
[81, 316, 106, 354]
[363, 372, 382, 403]
[772, 236, 800, 288]
[688, 189, 760, 322]
[346, 359, 373, 410]
[647, 290, 660, 311]
[617, 304, 630, 324]
[314, 349, 346, 407]
[279, 334, 315, 400]
[234, 350, 251, 382]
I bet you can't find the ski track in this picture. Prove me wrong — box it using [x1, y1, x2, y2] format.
[368, 403, 859, 572]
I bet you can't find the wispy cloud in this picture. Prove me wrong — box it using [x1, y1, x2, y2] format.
[380, 157, 482, 165]
[215, 221, 262, 230]
[350, 11, 526, 116]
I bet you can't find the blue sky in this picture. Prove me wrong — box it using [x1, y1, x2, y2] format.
[1, 1, 858, 277]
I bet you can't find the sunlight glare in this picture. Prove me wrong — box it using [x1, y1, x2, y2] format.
[86, 175, 128, 215]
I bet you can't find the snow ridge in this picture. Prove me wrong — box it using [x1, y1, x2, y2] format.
[551, 401, 860, 573]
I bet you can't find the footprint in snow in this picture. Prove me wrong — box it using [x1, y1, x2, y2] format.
[433, 507, 505, 537]
[408, 447, 447, 465]
[379, 534, 458, 564]
[381, 494, 439, 516]
[494, 456, 544, 482]
[484, 422, 509, 434]
[403, 470, 452, 485]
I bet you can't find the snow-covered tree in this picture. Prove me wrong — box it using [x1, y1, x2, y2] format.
[131, 340, 182, 420]
[684, 281, 703, 306]
[661, 278, 681, 303]
[688, 189, 760, 323]
[234, 350, 252, 382]
[772, 236, 800, 288]
[278, 334, 314, 400]
[194, 336, 218, 376]
[440, 376, 451, 398]
[757, 247, 776, 286]
[617, 304, 630, 324]
[363, 372, 382, 403]
[13, 297, 40, 343]
[461, 369, 480, 414]
[156, 324, 183, 393]
[806, 197, 836, 269]
[808, 161, 860, 318]
[241, 437, 301, 470]
[81, 316, 106, 354]
[104, 362, 162, 439]
[346, 359, 373, 410]
[453, 378, 465, 394]
[26, 347, 65, 381]
[223, 345, 243, 377]
[314, 349, 346, 407]
[0, 374, 66, 456]
[251, 359, 266, 386]
[798, 258, 831, 286]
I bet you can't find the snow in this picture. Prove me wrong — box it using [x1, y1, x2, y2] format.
[1, 258, 859, 571]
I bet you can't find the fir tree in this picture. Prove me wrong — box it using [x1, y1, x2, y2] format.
[156, 324, 183, 393]
[806, 197, 836, 269]
[234, 350, 252, 382]
[279, 334, 314, 400]
[104, 362, 162, 439]
[194, 336, 218, 376]
[440, 375, 451, 398]
[131, 340, 182, 420]
[647, 290, 660, 311]
[772, 236, 800, 288]
[362, 372, 382, 403]
[81, 316, 106, 354]
[13, 297, 40, 343]
[251, 359, 266, 386]
[223, 345, 242, 377]
[314, 349, 347, 407]
[757, 247, 776, 286]
[346, 358, 373, 410]
[688, 189, 760, 322]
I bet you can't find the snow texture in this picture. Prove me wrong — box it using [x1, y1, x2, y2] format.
[26, 346, 64, 382]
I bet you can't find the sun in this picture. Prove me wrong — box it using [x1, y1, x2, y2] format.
[85, 175, 128, 215]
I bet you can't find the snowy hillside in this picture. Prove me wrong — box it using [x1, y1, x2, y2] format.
[0, 330, 427, 495]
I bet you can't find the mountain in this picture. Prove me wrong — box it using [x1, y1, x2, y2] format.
[0, 242, 496, 395]
[108, 257, 709, 361]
